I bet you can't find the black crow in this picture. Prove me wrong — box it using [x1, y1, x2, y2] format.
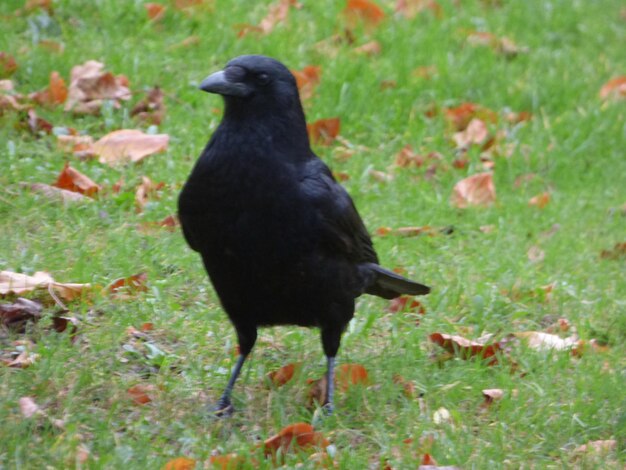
[178, 55, 430, 416]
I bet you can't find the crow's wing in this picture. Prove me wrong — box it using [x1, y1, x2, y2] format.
[299, 157, 378, 264]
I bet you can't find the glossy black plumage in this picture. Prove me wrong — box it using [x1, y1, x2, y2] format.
[178, 55, 430, 415]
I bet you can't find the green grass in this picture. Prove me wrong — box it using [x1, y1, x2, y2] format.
[1, 0, 625, 468]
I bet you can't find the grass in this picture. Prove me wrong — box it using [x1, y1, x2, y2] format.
[1, 0, 625, 468]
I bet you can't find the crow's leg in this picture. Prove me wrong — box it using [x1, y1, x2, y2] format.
[213, 325, 257, 417]
[321, 326, 343, 415]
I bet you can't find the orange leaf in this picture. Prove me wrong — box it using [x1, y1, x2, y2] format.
[291, 65, 321, 101]
[53, 163, 101, 198]
[451, 172, 496, 208]
[131, 86, 166, 125]
[263, 423, 328, 456]
[387, 296, 425, 314]
[528, 192, 550, 208]
[600, 242, 626, 260]
[32, 71, 68, 106]
[127, 384, 156, 405]
[0, 52, 18, 78]
[452, 118, 489, 148]
[421, 453, 438, 465]
[344, 0, 386, 27]
[336, 363, 368, 391]
[396, 0, 442, 19]
[307, 118, 340, 146]
[395, 145, 425, 167]
[599, 76, 626, 101]
[444, 102, 497, 131]
[208, 453, 244, 469]
[266, 362, 300, 387]
[145, 3, 166, 21]
[429, 332, 501, 363]
[94, 129, 169, 165]
[393, 374, 417, 399]
[107, 272, 148, 298]
[162, 457, 196, 470]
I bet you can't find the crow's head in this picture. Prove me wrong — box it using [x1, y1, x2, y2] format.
[199, 55, 300, 110]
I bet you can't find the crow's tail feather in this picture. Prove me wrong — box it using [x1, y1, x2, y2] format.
[364, 263, 430, 300]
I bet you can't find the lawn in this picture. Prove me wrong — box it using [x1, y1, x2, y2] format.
[1, 0, 625, 468]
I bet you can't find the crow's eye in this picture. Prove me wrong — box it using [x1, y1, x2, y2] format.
[256, 73, 270, 85]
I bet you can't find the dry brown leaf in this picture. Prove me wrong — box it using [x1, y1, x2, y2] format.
[65, 60, 131, 114]
[107, 272, 148, 298]
[22, 109, 53, 135]
[452, 118, 489, 148]
[481, 388, 504, 406]
[514, 331, 578, 351]
[343, 0, 386, 28]
[527, 245, 545, 263]
[336, 363, 369, 391]
[131, 86, 166, 125]
[94, 129, 169, 165]
[31, 71, 68, 106]
[0, 52, 18, 78]
[429, 332, 501, 364]
[135, 176, 165, 212]
[451, 172, 496, 208]
[0, 270, 90, 301]
[444, 102, 497, 131]
[393, 374, 417, 398]
[8, 350, 40, 368]
[0, 298, 42, 328]
[236, 0, 299, 37]
[161, 457, 196, 470]
[209, 453, 245, 469]
[53, 163, 101, 198]
[388, 296, 426, 314]
[528, 192, 550, 208]
[263, 423, 329, 456]
[308, 117, 340, 146]
[354, 40, 382, 56]
[599, 76, 626, 101]
[145, 3, 167, 21]
[19, 397, 42, 418]
[25, 183, 92, 203]
[291, 65, 321, 101]
[127, 384, 156, 405]
[600, 242, 626, 260]
[396, 0, 442, 19]
[266, 362, 300, 387]
[57, 134, 96, 158]
[395, 145, 425, 167]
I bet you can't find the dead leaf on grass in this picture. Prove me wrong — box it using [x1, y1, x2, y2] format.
[53, 163, 101, 197]
[452, 118, 489, 148]
[263, 422, 329, 456]
[127, 384, 156, 405]
[131, 86, 166, 125]
[94, 129, 169, 165]
[481, 388, 504, 406]
[0, 52, 18, 78]
[514, 331, 578, 351]
[25, 183, 93, 203]
[19, 396, 43, 418]
[236, 0, 300, 38]
[292, 65, 321, 101]
[528, 192, 550, 208]
[30, 71, 67, 106]
[308, 118, 340, 146]
[396, 0, 442, 19]
[0, 298, 43, 328]
[107, 272, 148, 299]
[527, 245, 545, 263]
[162, 457, 196, 470]
[599, 76, 626, 101]
[429, 332, 501, 364]
[343, 0, 386, 28]
[135, 176, 165, 212]
[451, 172, 496, 208]
[145, 3, 167, 21]
[0, 270, 90, 301]
[266, 362, 300, 387]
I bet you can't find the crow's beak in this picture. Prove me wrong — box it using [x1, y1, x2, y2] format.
[199, 70, 251, 97]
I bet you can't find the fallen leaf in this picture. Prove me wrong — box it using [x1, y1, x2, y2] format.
[444, 102, 497, 131]
[94, 129, 169, 165]
[335, 363, 369, 391]
[343, 0, 386, 28]
[353, 40, 382, 56]
[75, 444, 91, 465]
[308, 118, 340, 146]
[479, 224, 495, 233]
[22, 109, 53, 135]
[395, 145, 425, 167]
[30, 71, 68, 106]
[514, 331, 578, 351]
[421, 453, 438, 466]
[65, 60, 131, 114]
[387, 296, 425, 314]
[393, 374, 417, 398]
[137, 215, 180, 234]
[209, 453, 245, 469]
[131, 86, 166, 125]
[53, 163, 101, 198]
[600, 242, 626, 260]
[236, 0, 299, 37]
[266, 362, 300, 387]
[162, 457, 196, 470]
[0, 52, 18, 78]
[57, 134, 95, 157]
[574, 439, 617, 454]
[263, 423, 329, 456]
[368, 169, 394, 183]
[429, 332, 501, 363]
[8, 350, 40, 368]
[145, 3, 167, 21]
[452, 118, 489, 148]
[0, 270, 90, 301]
[599, 76, 626, 101]
[396, 0, 442, 19]
[0, 298, 43, 328]
[25, 183, 92, 203]
[466, 31, 528, 58]
[21, 0, 53, 14]
[527, 245, 545, 263]
[528, 192, 550, 208]
[481, 388, 504, 406]
[135, 176, 165, 212]
[107, 272, 148, 298]
[451, 172, 496, 208]
[291, 65, 321, 101]
[19, 397, 42, 418]
[306, 375, 328, 407]
[127, 384, 156, 405]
